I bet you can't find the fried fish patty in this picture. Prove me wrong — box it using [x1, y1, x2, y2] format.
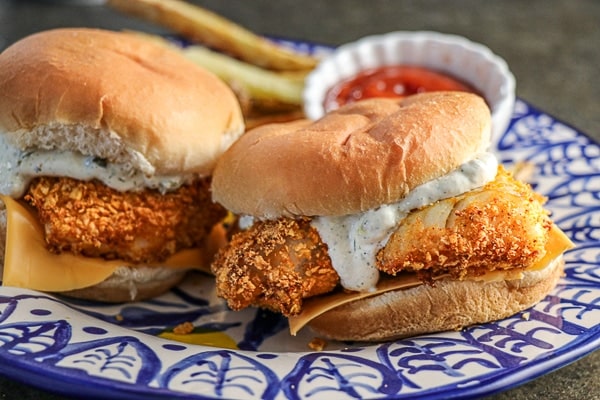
[211, 168, 552, 316]
[24, 176, 226, 264]
[211, 217, 339, 316]
[377, 167, 553, 279]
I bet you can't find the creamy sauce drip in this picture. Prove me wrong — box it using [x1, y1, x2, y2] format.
[311, 153, 499, 292]
[0, 135, 193, 196]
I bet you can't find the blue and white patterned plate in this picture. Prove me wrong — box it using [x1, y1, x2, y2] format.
[0, 36, 599, 398]
[0, 99, 598, 400]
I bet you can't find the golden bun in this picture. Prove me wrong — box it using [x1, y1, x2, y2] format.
[308, 257, 564, 342]
[0, 28, 244, 177]
[212, 92, 491, 218]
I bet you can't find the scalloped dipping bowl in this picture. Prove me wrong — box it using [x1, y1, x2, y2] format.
[303, 31, 516, 144]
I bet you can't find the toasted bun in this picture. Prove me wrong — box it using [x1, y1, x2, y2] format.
[308, 257, 564, 342]
[0, 28, 244, 177]
[212, 92, 491, 218]
[59, 266, 187, 303]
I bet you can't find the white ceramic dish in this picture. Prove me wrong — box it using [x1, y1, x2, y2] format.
[303, 31, 516, 143]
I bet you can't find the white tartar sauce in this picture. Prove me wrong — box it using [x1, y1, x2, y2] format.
[310, 152, 499, 292]
[0, 134, 193, 197]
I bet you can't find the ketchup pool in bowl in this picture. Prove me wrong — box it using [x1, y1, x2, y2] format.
[304, 31, 516, 144]
[324, 65, 480, 110]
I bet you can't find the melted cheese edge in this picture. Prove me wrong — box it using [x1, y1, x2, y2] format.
[1, 195, 216, 292]
[288, 223, 574, 335]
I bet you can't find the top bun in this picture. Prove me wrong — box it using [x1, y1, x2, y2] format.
[0, 28, 244, 177]
[212, 92, 491, 218]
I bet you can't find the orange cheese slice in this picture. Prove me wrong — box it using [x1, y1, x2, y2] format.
[1, 195, 215, 292]
[288, 275, 424, 336]
[288, 223, 574, 335]
[523, 223, 574, 271]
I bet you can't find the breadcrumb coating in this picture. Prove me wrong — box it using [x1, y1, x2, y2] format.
[172, 321, 195, 335]
[211, 217, 339, 316]
[24, 177, 226, 264]
[377, 167, 553, 279]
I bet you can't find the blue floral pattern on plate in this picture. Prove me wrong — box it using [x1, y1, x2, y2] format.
[0, 100, 598, 398]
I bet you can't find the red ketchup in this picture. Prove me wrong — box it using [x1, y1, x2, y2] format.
[324, 65, 480, 110]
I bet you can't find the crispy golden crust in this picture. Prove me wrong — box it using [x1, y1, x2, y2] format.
[24, 177, 226, 264]
[210, 217, 339, 316]
[377, 167, 553, 279]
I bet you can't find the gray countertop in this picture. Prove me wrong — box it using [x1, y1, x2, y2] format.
[0, 0, 598, 399]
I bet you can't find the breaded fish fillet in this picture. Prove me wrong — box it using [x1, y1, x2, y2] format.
[211, 217, 339, 316]
[211, 167, 553, 316]
[24, 177, 226, 264]
[377, 167, 552, 279]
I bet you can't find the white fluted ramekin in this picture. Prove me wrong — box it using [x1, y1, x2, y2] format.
[303, 31, 516, 143]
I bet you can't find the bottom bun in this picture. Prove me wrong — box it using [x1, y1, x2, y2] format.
[59, 266, 187, 303]
[308, 257, 564, 342]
